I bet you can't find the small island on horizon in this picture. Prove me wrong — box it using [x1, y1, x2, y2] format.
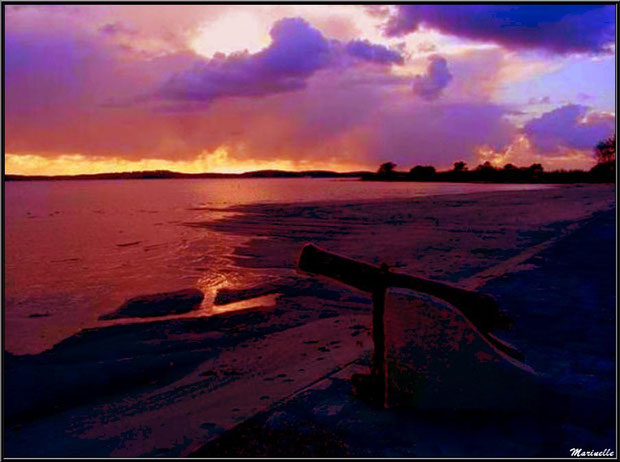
[4, 169, 370, 182]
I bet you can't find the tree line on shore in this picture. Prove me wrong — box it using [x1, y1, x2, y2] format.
[364, 134, 616, 183]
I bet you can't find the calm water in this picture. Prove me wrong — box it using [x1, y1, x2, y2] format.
[5, 178, 551, 354]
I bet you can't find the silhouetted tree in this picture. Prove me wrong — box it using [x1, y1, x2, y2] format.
[475, 161, 496, 172]
[377, 162, 397, 176]
[472, 161, 499, 181]
[590, 135, 615, 182]
[453, 161, 468, 172]
[594, 134, 615, 164]
[528, 163, 544, 175]
[409, 165, 436, 179]
[359, 156, 613, 184]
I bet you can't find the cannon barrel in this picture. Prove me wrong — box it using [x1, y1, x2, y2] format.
[298, 244, 513, 334]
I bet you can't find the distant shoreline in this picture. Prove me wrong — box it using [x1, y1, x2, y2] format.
[5, 159, 615, 184]
[5, 170, 614, 184]
[4, 169, 370, 182]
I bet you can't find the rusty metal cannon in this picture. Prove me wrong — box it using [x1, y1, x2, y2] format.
[298, 244, 534, 409]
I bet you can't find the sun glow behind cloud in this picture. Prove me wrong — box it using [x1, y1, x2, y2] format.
[474, 134, 598, 171]
[190, 11, 272, 58]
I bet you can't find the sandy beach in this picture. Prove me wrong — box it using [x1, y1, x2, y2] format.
[4, 184, 615, 457]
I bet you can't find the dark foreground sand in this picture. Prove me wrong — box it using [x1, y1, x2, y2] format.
[4, 184, 616, 457]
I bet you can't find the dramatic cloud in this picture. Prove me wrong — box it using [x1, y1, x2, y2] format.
[159, 18, 330, 101]
[159, 18, 403, 103]
[345, 39, 404, 65]
[385, 5, 615, 54]
[412, 55, 452, 101]
[523, 104, 615, 153]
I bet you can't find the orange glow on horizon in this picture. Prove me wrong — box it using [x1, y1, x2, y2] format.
[4, 149, 369, 176]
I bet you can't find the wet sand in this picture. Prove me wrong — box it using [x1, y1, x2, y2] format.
[4, 184, 615, 457]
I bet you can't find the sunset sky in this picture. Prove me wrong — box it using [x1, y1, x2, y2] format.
[4, 4, 616, 175]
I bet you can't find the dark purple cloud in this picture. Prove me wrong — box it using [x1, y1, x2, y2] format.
[345, 39, 404, 65]
[523, 104, 615, 153]
[412, 55, 452, 101]
[160, 17, 404, 103]
[160, 18, 330, 101]
[385, 5, 615, 54]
